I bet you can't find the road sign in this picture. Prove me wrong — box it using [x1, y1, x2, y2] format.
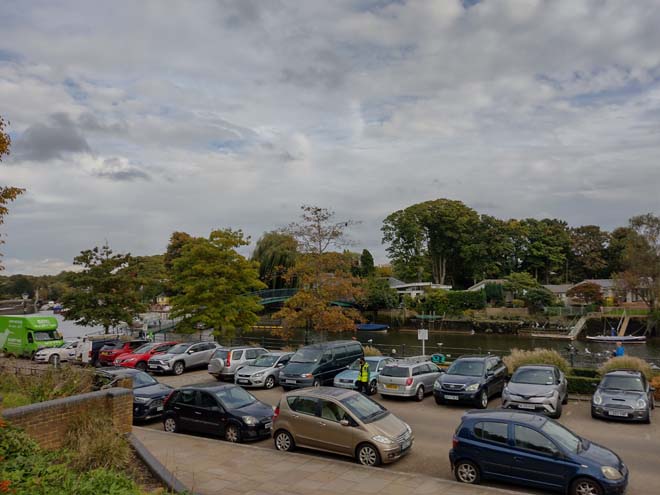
[418, 329, 428, 341]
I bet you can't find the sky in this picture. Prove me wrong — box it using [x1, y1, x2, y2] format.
[1, 0, 660, 275]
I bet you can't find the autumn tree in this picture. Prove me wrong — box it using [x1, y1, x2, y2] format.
[566, 282, 603, 306]
[251, 231, 298, 289]
[284, 205, 358, 255]
[0, 115, 25, 269]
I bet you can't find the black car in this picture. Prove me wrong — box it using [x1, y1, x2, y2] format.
[95, 367, 173, 422]
[592, 369, 655, 423]
[162, 384, 274, 443]
[434, 355, 507, 408]
[88, 339, 120, 367]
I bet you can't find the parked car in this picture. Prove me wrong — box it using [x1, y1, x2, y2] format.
[377, 359, 442, 401]
[98, 339, 149, 366]
[334, 356, 396, 395]
[94, 367, 173, 422]
[450, 410, 628, 495]
[76, 338, 119, 366]
[273, 387, 413, 466]
[148, 341, 219, 375]
[33, 339, 79, 365]
[433, 355, 507, 408]
[592, 369, 655, 423]
[208, 346, 269, 381]
[0, 315, 63, 358]
[279, 341, 364, 389]
[502, 365, 568, 418]
[162, 384, 274, 442]
[113, 341, 178, 371]
[234, 352, 293, 389]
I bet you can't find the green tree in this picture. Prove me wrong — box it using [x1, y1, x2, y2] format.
[250, 231, 298, 289]
[0, 115, 25, 269]
[170, 229, 265, 338]
[464, 215, 513, 282]
[164, 231, 193, 271]
[358, 277, 398, 318]
[605, 227, 634, 275]
[521, 218, 570, 283]
[568, 225, 609, 281]
[503, 272, 540, 299]
[360, 249, 375, 277]
[131, 255, 167, 304]
[62, 244, 145, 334]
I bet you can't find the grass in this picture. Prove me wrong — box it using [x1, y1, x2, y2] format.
[363, 345, 382, 357]
[503, 348, 571, 374]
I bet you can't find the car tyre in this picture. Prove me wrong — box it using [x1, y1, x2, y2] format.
[551, 401, 563, 419]
[570, 477, 603, 495]
[274, 430, 295, 452]
[173, 361, 185, 376]
[415, 385, 425, 402]
[225, 423, 241, 443]
[163, 416, 179, 433]
[49, 354, 60, 366]
[135, 361, 148, 371]
[454, 460, 481, 484]
[356, 443, 381, 467]
[264, 375, 276, 389]
[312, 378, 322, 388]
[368, 380, 378, 396]
[435, 396, 445, 405]
[477, 390, 488, 409]
[562, 392, 569, 405]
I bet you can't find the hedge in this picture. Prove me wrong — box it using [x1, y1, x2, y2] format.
[567, 375, 600, 395]
[415, 289, 486, 315]
[570, 367, 599, 378]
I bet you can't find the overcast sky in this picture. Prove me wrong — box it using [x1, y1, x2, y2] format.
[1, 0, 660, 275]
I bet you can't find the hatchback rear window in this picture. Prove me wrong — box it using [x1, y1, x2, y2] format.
[101, 342, 123, 350]
[380, 366, 410, 378]
[213, 349, 229, 359]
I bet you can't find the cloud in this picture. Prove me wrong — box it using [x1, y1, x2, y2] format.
[91, 157, 150, 182]
[13, 113, 90, 161]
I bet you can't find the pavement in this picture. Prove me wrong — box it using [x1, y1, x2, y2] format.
[133, 426, 521, 495]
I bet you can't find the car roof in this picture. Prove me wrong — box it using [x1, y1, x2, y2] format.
[285, 386, 356, 401]
[462, 409, 549, 426]
[455, 355, 495, 362]
[222, 346, 266, 351]
[96, 366, 143, 376]
[603, 369, 644, 377]
[179, 383, 240, 392]
[382, 359, 432, 368]
[297, 341, 361, 350]
[514, 364, 559, 371]
[365, 356, 392, 362]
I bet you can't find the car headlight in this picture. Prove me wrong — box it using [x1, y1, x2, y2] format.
[372, 435, 394, 445]
[242, 416, 257, 425]
[541, 391, 556, 398]
[301, 373, 312, 378]
[134, 396, 151, 404]
[405, 423, 412, 434]
[253, 372, 264, 377]
[434, 380, 442, 390]
[465, 383, 479, 392]
[636, 399, 647, 409]
[601, 466, 623, 480]
[593, 392, 602, 405]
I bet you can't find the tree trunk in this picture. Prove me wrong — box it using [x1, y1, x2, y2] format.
[431, 255, 447, 285]
[104, 325, 109, 335]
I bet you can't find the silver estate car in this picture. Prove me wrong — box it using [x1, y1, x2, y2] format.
[502, 365, 568, 419]
[234, 352, 293, 389]
[378, 359, 442, 401]
[208, 346, 269, 381]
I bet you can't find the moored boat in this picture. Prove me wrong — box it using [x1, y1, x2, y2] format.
[586, 335, 646, 344]
[356, 323, 389, 332]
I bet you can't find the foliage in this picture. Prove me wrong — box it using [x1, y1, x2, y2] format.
[163, 231, 193, 271]
[250, 231, 298, 289]
[524, 287, 556, 312]
[284, 205, 358, 254]
[414, 289, 486, 316]
[484, 282, 504, 306]
[0, 363, 94, 405]
[570, 367, 599, 378]
[170, 229, 265, 338]
[131, 255, 167, 303]
[503, 348, 570, 375]
[598, 356, 653, 380]
[511, 299, 526, 308]
[358, 277, 399, 313]
[63, 244, 145, 333]
[566, 282, 603, 305]
[363, 345, 382, 357]
[504, 272, 540, 298]
[359, 249, 375, 277]
[650, 376, 660, 401]
[566, 375, 601, 395]
[64, 414, 131, 472]
[568, 225, 610, 280]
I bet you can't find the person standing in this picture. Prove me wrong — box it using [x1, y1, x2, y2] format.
[614, 341, 625, 357]
[356, 357, 370, 394]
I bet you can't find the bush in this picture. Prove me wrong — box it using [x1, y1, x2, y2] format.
[64, 414, 132, 472]
[503, 348, 570, 375]
[511, 299, 526, 308]
[415, 289, 486, 315]
[598, 356, 653, 380]
[567, 375, 600, 395]
[570, 367, 598, 378]
[363, 345, 382, 357]
[650, 376, 660, 401]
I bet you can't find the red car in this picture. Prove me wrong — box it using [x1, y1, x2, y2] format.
[113, 341, 178, 371]
[98, 339, 149, 366]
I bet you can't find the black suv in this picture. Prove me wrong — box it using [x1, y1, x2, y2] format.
[592, 369, 655, 423]
[434, 355, 507, 408]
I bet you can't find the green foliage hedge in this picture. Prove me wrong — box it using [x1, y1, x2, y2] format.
[415, 289, 486, 315]
[503, 348, 570, 374]
[570, 367, 599, 378]
[598, 356, 653, 380]
[567, 375, 600, 395]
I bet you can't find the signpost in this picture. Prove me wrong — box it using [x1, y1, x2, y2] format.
[418, 328, 428, 356]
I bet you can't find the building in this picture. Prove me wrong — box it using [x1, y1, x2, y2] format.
[387, 277, 452, 299]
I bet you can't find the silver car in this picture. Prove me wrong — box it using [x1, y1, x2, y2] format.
[208, 346, 269, 381]
[377, 359, 442, 401]
[147, 341, 219, 375]
[502, 365, 568, 418]
[234, 352, 293, 389]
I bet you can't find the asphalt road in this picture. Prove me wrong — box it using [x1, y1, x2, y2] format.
[151, 370, 658, 495]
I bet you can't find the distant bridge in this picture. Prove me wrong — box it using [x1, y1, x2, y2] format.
[251, 288, 353, 308]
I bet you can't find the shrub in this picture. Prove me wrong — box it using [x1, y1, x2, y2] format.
[503, 348, 570, 375]
[598, 356, 653, 380]
[650, 376, 660, 401]
[511, 299, 526, 308]
[363, 345, 382, 357]
[570, 367, 598, 378]
[415, 289, 486, 315]
[64, 414, 132, 472]
[567, 375, 600, 395]
[0, 363, 94, 405]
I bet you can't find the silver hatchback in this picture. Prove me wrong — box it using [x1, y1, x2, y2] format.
[378, 359, 442, 401]
[235, 352, 293, 389]
[208, 346, 269, 381]
[502, 365, 568, 419]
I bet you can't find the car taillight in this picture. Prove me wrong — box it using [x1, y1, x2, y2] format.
[452, 435, 459, 449]
[273, 406, 280, 420]
[88, 351, 92, 358]
[226, 354, 231, 367]
[163, 391, 174, 407]
[405, 377, 413, 386]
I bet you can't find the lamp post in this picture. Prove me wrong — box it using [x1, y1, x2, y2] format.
[22, 292, 29, 315]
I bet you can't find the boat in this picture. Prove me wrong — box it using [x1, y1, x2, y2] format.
[586, 335, 646, 344]
[356, 323, 389, 332]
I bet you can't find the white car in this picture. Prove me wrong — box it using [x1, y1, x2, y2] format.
[33, 339, 79, 365]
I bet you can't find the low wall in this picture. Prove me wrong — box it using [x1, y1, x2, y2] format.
[1, 387, 133, 449]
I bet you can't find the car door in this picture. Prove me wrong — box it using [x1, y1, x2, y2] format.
[423, 363, 439, 389]
[200, 342, 217, 363]
[315, 399, 354, 455]
[286, 396, 321, 448]
[274, 354, 291, 380]
[172, 389, 200, 432]
[244, 348, 260, 367]
[196, 390, 226, 436]
[185, 343, 206, 367]
[472, 421, 514, 479]
[509, 424, 571, 491]
[317, 350, 335, 383]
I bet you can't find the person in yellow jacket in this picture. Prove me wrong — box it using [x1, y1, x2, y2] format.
[356, 357, 370, 395]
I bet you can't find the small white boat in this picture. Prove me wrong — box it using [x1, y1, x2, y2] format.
[586, 335, 646, 344]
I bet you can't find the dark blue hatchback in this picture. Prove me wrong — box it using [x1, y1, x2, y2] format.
[449, 410, 628, 495]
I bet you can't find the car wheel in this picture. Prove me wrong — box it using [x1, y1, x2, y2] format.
[551, 401, 563, 419]
[477, 390, 488, 409]
[356, 443, 381, 467]
[454, 460, 481, 484]
[435, 396, 445, 406]
[571, 477, 603, 495]
[173, 361, 185, 376]
[415, 385, 425, 402]
[225, 423, 241, 443]
[264, 376, 276, 389]
[163, 416, 178, 433]
[49, 354, 60, 366]
[281, 386, 292, 392]
[135, 361, 147, 371]
[368, 380, 378, 396]
[312, 378, 321, 388]
[274, 430, 295, 452]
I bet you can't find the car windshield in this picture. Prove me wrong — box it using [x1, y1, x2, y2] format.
[33, 331, 60, 342]
[541, 420, 580, 454]
[253, 355, 278, 367]
[447, 360, 484, 377]
[291, 348, 322, 363]
[133, 343, 158, 354]
[215, 387, 257, 409]
[348, 358, 380, 370]
[380, 366, 409, 378]
[512, 368, 556, 385]
[131, 371, 158, 388]
[601, 375, 645, 392]
[168, 344, 190, 354]
[341, 393, 388, 424]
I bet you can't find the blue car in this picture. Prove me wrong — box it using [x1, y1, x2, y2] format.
[450, 410, 628, 495]
[333, 356, 395, 395]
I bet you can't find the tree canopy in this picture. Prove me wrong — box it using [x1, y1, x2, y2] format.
[250, 231, 298, 289]
[0, 115, 25, 270]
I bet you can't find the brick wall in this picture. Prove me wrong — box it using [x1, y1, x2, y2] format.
[1, 388, 133, 449]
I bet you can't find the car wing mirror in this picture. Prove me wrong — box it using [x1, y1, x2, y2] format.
[650, 387, 656, 392]
[339, 419, 351, 427]
[187, 349, 195, 354]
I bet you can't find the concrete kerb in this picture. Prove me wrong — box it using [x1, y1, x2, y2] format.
[133, 427, 524, 495]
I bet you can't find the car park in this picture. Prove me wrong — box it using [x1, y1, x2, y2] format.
[450, 410, 628, 495]
[94, 367, 173, 422]
[433, 355, 507, 408]
[98, 339, 149, 366]
[273, 387, 413, 466]
[279, 341, 363, 389]
[33, 338, 79, 365]
[162, 384, 274, 443]
[377, 359, 441, 401]
[148, 341, 219, 375]
[234, 351, 293, 389]
[113, 341, 178, 371]
[502, 364, 568, 418]
[76, 337, 120, 366]
[592, 369, 655, 423]
[334, 356, 395, 395]
[207, 346, 269, 381]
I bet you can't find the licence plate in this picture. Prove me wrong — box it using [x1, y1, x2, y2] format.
[444, 395, 459, 400]
[518, 403, 535, 410]
[385, 384, 399, 390]
[608, 410, 629, 417]
[156, 406, 163, 412]
[285, 380, 297, 384]
[238, 379, 250, 384]
[264, 422, 272, 430]
[148, 364, 158, 369]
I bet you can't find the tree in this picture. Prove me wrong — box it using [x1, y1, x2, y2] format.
[359, 249, 375, 277]
[0, 115, 25, 269]
[503, 272, 540, 300]
[131, 255, 168, 303]
[250, 231, 298, 289]
[463, 215, 513, 283]
[164, 231, 193, 271]
[568, 225, 609, 281]
[521, 218, 570, 283]
[284, 205, 358, 255]
[358, 277, 398, 318]
[605, 227, 634, 275]
[62, 244, 145, 334]
[170, 229, 265, 338]
[566, 282, 603, 305]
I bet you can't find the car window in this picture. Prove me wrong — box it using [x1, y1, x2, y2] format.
[93, 374, 113, 389]
[202, 342, 215, 351]
[426, 363, 437, 374]
[189, 344, 203, 353]
[131, 371, 158, 388]
[514, 425, 559, 456]
[279, 356, 291, 365]
[381, 366, 410, 378]
[156, 343, 174, 353]
[177, 389, 196, 405]
[232, 350, 244, 360]
[198, 392, 219, 409]
[287, 397, 318, 416]
[321, 350, 334, 363]
[474, 422, 508, 444]
[447, 360, 484, 377]
[245, 349, 258, 359]
[320, 400, 347, 422]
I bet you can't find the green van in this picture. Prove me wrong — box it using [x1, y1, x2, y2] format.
[0, 315, 64, 358]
